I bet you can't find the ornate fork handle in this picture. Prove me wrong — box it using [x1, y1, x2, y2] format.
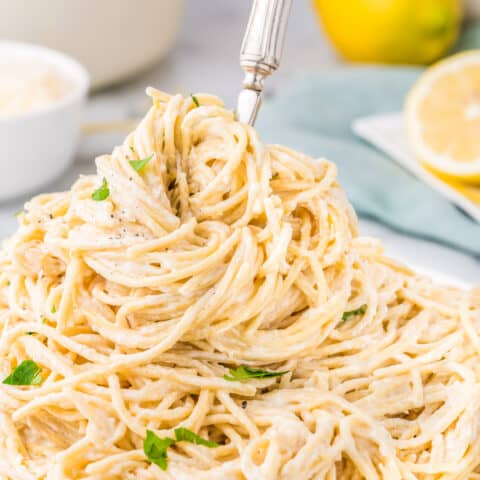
[237, 0, 292, 126]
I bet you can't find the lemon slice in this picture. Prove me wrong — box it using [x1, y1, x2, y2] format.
[406, 50, 480, 184]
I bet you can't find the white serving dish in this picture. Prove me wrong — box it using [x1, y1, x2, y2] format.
[0, 41, 89, 201]
[0, 0, 183, 89]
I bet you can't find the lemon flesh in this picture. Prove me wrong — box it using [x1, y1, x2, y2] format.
[406, 51, 480, 184]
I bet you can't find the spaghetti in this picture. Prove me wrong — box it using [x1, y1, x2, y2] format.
[0, 89, 479, 479]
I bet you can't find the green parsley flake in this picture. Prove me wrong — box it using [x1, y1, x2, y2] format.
[51, 305, 56, 314]
[224, 365, 288, 382]
[341, 304, 367, 322]
[3, 360, 43, 386]
[191, 94, 200, 107]
[91, 177, 110, 201]
[174, 427, 219, 448]
[129, 154, 153, 173]
[143, 427, 219, 471]
[143, 430, 175, 471]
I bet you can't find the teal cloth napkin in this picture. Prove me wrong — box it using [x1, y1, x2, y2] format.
[256, 67, 480, 257]
[455, 22, 480, 52]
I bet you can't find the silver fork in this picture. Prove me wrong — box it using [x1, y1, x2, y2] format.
[236, 0, 292, 126]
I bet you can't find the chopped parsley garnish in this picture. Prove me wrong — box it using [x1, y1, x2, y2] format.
[51, 305, 56, 314]
[143, 428, 218, 471]
[341, 304, 367, 322]
[143, 430, 175, 471]
[191, 94, 200, 107]
[129, 154, 153, 173]
[91, 177, 110, 201]
[25, 332, 36, 336]
[174, 427, 219, 448]
[3, 360, 42, 386]
[224, 365, 288, 382]
[129, 145, 135, 153]
[14, 210, 23, 217]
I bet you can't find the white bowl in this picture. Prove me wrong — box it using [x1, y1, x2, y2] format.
[0, 0, 183, 89]
[0, 42, 89, 202]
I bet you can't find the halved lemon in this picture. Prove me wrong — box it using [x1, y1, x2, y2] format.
[406, 50, 480, 184]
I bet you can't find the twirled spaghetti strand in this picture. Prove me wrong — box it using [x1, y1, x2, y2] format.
[0, 90, 479, 480]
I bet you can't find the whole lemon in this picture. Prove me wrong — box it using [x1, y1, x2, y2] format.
[312, 0, 463, 65]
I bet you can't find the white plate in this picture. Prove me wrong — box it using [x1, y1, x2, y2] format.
[353, 112, 480, 224]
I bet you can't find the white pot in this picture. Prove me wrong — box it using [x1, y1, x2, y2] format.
[0, 0, 183, 89]
[465, 0, 480, 20]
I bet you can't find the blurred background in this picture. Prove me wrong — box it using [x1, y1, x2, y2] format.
[0, 0, 479, 284]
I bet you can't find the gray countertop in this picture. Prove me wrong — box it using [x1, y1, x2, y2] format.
[0, 0, 477, 285]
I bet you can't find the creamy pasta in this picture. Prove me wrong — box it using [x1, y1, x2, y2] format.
[0, 89, 479, 479]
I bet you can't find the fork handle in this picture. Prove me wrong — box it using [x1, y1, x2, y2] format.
[240, 0, 292, 84]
